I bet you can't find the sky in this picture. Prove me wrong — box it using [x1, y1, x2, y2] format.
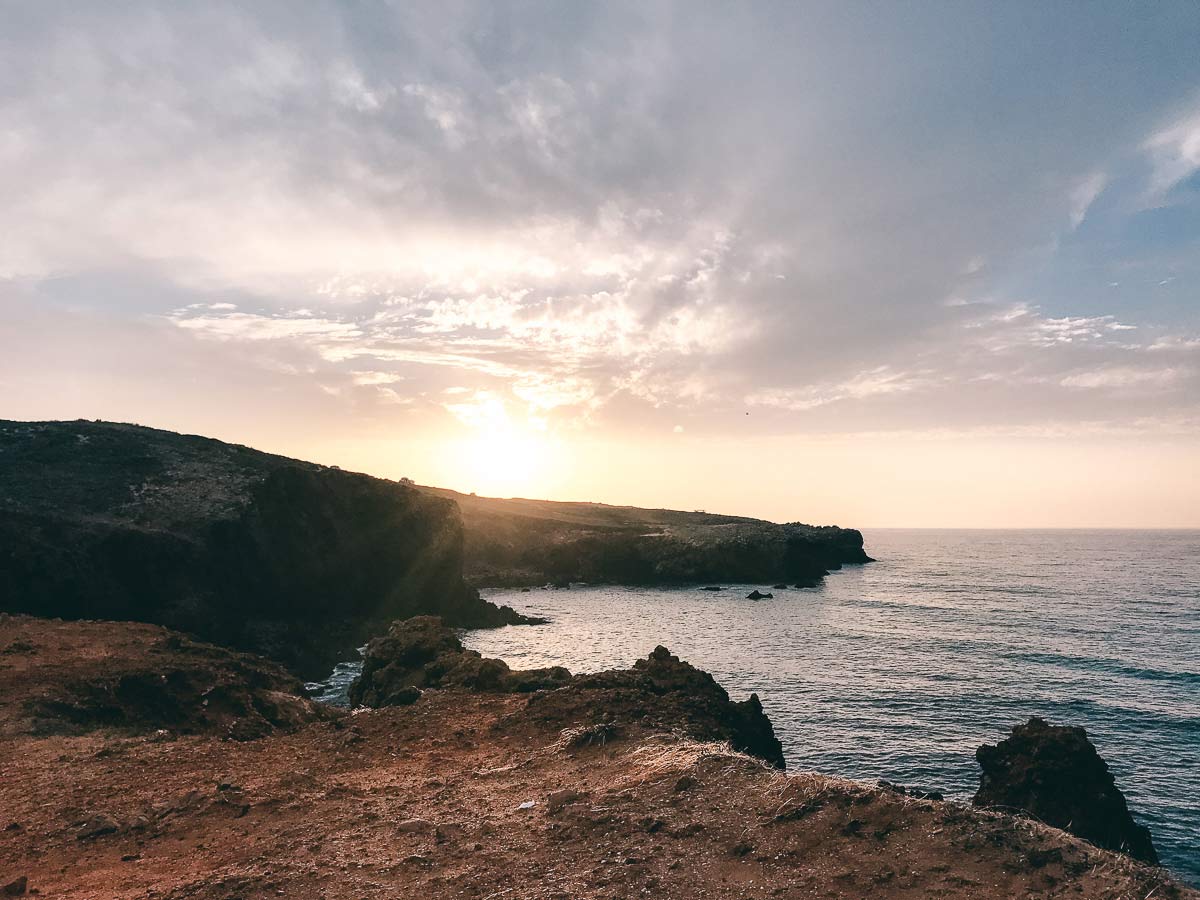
[2, 1, 1199, 527]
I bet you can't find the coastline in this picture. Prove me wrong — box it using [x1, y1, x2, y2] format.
[2, 612, 1194, 899]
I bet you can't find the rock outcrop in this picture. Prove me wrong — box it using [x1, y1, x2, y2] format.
[349, 617, 785, 769]
[540, 645, 786, 770]
[421, 486, 872, 588]
[0, 420, 535, 677]
[348, 616, 571, 706]
[0, 613, 337, 740]
[973, 716, 1158, 864]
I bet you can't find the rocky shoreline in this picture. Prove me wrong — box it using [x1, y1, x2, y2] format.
[2, 612, 1191, 900]
[0, 419, 1190, 897]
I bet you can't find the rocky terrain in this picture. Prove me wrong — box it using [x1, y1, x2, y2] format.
[348, 616, 784, 768]
[422, 487, 872, 588]
[0, 420, 534, 677]
[2, 613, 1192, 900]
[0, 615, 337, 741]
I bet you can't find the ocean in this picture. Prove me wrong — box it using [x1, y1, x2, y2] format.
[315, 529, 1200, 883]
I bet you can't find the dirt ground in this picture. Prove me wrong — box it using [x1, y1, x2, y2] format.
[1, 615, 1194, 900]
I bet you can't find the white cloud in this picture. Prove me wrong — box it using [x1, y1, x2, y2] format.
[1060, 366, 1189, 390]
[170, 312, 361, 342]
[1143, 108, 1200, 200]
[1069, 172, 1107, 229]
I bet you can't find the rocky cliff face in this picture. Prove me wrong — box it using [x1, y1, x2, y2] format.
[422, 487, 872, 588]
[974, 717, 1158, 864]
[0, 420, 531, 677]
[349, 616, 786, 769]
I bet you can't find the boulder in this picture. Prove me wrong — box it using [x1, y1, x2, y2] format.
[746, 590, 773, 600]
[973, 717, 1158, 864]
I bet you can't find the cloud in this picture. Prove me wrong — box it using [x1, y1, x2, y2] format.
[1143, 107, 1200, 200]
[2, 2, 1199, 447]
[1060, 366, 1190, 390]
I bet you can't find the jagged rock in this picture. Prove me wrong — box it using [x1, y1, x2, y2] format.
[973, 717, 1158, 864]
[528, 645, 786, 770]
[746, 590, 773, 600]
[0, 420, 536, 677]
[348, 617, 571, 707]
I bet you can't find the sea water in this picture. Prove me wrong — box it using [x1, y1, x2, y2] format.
[316, 529, 1200, 883]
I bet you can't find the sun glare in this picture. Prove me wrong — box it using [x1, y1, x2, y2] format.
[454, 427, 551, 497]
[446, 392, 560, 497]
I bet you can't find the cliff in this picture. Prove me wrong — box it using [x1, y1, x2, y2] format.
[421, 487, 872, 587]
[0, 420, 530, 677]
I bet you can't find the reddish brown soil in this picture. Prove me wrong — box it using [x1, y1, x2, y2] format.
[1, 615, 1194, 900]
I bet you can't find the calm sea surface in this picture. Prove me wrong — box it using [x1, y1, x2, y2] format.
[316, 529, 1200, 883]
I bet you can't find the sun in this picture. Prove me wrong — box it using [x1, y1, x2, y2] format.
[447, 394, 557, 497]
[459, 427, 550, 497]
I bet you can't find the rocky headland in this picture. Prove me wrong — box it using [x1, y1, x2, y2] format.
[0, 420, 534, 678]
[422, 486, 872, 588]
[1, 612, 1191, 900]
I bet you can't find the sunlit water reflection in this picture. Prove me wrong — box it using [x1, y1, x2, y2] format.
[315, 529, 1200, 883]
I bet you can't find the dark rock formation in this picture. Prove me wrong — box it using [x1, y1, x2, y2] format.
[348, 616, 571, 706]
[1, 614, 337, 740]
[746, 590, 773, 600]
[550, 645, 786, 770]
[349, 619, 785, 770]
[973, 717, 1158, 865]
[0, 420, 536, 677]
[421, 486, 872, 588]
